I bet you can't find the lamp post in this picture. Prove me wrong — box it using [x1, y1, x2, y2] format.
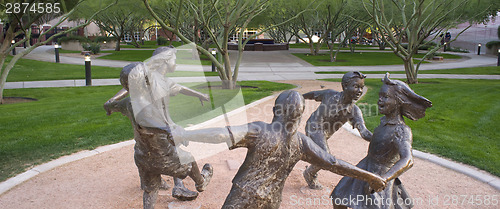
[211, 49, 216, 72]
[477, 44, 481, 55]
[11, 40, 16, 55]
[84, 53, 92, 86]
[54, 43, 60, 63]
[443, 42, 447, 52]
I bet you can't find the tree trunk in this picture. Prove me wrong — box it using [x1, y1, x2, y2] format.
[222, 80, 236, 89]
[115, 36, 121, 51]
[404, 58, 418, 84]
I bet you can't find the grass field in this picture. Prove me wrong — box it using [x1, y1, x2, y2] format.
[294, 52, 462, 66]
[97, 49, 213, 65]
[322, 78, 500, 176]
[0, 81, 295, 182]
[315, 66, 500, 75]
[4, 57, 218, 82]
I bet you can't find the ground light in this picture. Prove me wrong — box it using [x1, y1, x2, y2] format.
[84, 53, 92, 86]
[211, 49, 217, 72]
[54, 43, 61, 63]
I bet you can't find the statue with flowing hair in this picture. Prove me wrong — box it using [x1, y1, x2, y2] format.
[331, 73, 432, 209]
[103, 47, 212, 208]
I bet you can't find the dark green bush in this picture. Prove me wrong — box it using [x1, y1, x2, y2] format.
[82, 42, 101, 54]
[94, 36, 114, 43]
[157, 37, 168, 45]
[58, 35, 90, 43]
[486, 41, 500, 49]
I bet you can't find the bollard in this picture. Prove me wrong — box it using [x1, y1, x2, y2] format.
[84, 53, 92, 86]
[211, 49, 216, 72]
[54, 44, 60, 63]
[477, 44, 481, 55]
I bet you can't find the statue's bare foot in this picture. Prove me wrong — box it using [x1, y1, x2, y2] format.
[303, 168, 323, 190]
[160, 178, 170, 190]
[195, 164, 213, 192]
[172, 186, 198, 201]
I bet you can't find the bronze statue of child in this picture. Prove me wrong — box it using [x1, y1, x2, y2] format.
[104, 47, 211, 208]
[303, 71, 373, 189]
[178, 90, 386, 209]
[331, 73, 432, 209]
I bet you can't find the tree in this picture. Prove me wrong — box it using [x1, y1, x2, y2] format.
[0, 0, 113, 104]
[362, 0, 499, 84]
[144, 0, 311, 89]
[72, 0, 147, 51]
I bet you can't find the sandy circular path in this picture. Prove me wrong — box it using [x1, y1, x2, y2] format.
[0, 80, 498, 209]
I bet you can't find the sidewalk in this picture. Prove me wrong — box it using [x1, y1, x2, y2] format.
[5, 46, 500, 90]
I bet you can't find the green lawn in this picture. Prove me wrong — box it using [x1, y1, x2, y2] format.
[0, 80, 295, 182]
[97, 49, 212, 65]
[5, 58, 218, 82]
[315, 66, 500, 75]
[293, 52, 434, 66]
[120, 40, 184, 49]
[289, 43, 377, 50]
[322, 78, 500, 176]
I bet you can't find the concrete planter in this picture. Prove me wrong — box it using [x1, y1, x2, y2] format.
[61, 40, 84, 51]
[486, 45, 499, 56]
[100, 40, 117, 49]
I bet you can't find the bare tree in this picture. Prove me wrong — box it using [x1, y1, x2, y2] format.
[144, 0, 311, 89]
[0, 0, 114, 104]
[362, 0, 498, 83]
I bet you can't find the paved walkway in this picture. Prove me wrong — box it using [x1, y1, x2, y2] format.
[5, 45, 500, 90]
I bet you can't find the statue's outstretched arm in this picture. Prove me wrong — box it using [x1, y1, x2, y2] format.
[351, 105, 372, 141]
[300, 133, 385, 192]
[174, 124, 251, 148]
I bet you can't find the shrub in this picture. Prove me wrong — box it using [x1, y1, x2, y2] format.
[82, 42, 101, 54]
[94, 36, 114, 43]
[58, 35, 90, 43]
[157, 37, 168, 45]
[448, 47, 469, 53]
[486, 41, 500, 49]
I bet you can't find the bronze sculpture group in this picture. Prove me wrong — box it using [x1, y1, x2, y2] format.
[104, 47, 432, 209]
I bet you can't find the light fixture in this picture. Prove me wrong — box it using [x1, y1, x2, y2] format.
[84, 53, 91, 61]
[11, 40, 15, 44]
[103, 41, 107, 44]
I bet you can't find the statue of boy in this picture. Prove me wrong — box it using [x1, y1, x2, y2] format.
[303, 71, 373, 189]
[104, 47, 212, 208]
[178, 90, 386, 209]
[331, 73, 432, 209]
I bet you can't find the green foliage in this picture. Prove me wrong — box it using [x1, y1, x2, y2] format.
[82, 42, 101, 54]
[315, 66, 500, 75]
[58, 35, 90, 43]
[157, 37, 168, 46]
[486, 41, 500, 49]
[94, 36, 114, 42]
[292, 52, 430, 66]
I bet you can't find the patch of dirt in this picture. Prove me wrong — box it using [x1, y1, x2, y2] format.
[1, 97, 37, 104]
